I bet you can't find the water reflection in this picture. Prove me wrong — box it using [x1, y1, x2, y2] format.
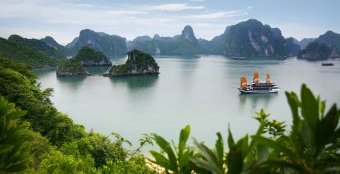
[57, 76, 86, 90]
[238, 93, 279, 110]
[85, 66, 111, 75]
[109, 75, 159, 90]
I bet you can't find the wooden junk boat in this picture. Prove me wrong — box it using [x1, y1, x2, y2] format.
[238, 72, 279, 94]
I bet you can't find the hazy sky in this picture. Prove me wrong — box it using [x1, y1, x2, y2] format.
[0, 0, 339, 45]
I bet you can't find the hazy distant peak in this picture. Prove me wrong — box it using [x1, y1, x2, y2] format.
[181, 25, 197, 45]
[153, 34, 161, 39]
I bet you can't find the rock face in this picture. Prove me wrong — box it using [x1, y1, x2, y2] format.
[285, 37, 301, 57]
[66, 29, 127, 58]
[74, 46, 112, 66]
[298, 31, 340, 60]
[106, 49, 159, 76]
[181, 25, 198, 45]
[222, 19, 286, 58]
[56, 59, 90, 77]
[8, 35, 66, 60]
[128, 25, 199, 56]
[41, 36, 66, 52]
[298, 42, 332, 60]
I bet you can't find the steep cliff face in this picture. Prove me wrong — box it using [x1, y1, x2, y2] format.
[66, 29, 127, 58]
[222, 19, 286, 58]
[181, 25, 198, 45]
[298, 31, 340, 60]
[106, 49, 159, 76]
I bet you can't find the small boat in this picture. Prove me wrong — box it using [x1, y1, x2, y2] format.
[322, 63, 334, 66]
[238, 72, 279, 94]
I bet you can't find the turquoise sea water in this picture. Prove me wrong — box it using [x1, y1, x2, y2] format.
[36, 56, 340, 147]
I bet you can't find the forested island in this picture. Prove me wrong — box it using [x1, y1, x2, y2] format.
[56, 46, 111, 77]
[105, 49, 159, 77]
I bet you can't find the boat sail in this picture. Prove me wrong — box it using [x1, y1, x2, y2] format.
[238, 72, 279, 94]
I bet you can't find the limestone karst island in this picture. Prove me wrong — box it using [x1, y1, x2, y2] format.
[0, 0, 339, 173]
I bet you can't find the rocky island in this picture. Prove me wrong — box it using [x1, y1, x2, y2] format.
[56, 59, 90, 77]
[74, 46, 112, 66]
[104, 49, 159, 77]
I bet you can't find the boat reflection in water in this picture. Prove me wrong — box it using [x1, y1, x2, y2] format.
[238, 72, 279, 94]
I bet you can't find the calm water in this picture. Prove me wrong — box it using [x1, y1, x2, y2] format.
[36, 56, 340, 147]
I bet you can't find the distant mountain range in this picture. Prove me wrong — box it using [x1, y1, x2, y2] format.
[298, 31, 340, 60]
[0, 19, 339, 68]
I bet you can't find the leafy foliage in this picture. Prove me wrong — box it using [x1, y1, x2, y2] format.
[74, 46, 109, 63]
[56, 58, 89, 76]
[8, 34, 66, 60]
[0, 96, 31, 173]
[0, 38, 56, 68]
[0, 57, 151, 173]
[149, 125, 196, 174]
[109, 49, 159, 75]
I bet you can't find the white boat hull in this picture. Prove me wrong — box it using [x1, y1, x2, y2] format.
[238, 88, 279, 94]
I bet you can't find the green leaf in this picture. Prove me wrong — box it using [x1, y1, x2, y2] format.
[300, 84, 319, 133]
[152, 134, 178, 172]
[227, 146, 243, 174]
[253, 136, 296, 158]
[315, 104, 339, 154]
[178, 125, 190, 156]
[193, 139, 223, 174]
[215, 132, 224, 166]
[285, 91, 301, 132]
[149, 151, 172, 170]
[228, 127, 235, 148]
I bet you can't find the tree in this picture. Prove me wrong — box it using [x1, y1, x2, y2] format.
[0, 95, 31, 173]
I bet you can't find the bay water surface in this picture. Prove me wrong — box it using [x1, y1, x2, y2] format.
[36, 56, 340, 147]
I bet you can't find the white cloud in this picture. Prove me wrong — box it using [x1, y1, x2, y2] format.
[142, 3, 204, 11]
[0, 0, 252, 44]
[185, 10, 247, 19]
[246, 6, 253, 9]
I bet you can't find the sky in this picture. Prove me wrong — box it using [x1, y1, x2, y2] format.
[0, 0, 339, 45]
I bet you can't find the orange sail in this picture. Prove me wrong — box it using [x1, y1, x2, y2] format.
[240, 76, 248, 89]
[253, 72, 259, 84]
[266, 74, 271, 84]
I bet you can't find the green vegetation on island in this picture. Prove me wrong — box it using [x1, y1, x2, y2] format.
[0, 37, 56, 68]
[56, 46, 112, 77]
[56, 58, 90, 77]
[8, 35, 66, 60]
[74, 46, 112, 66]
[106, 49, 159, 76]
